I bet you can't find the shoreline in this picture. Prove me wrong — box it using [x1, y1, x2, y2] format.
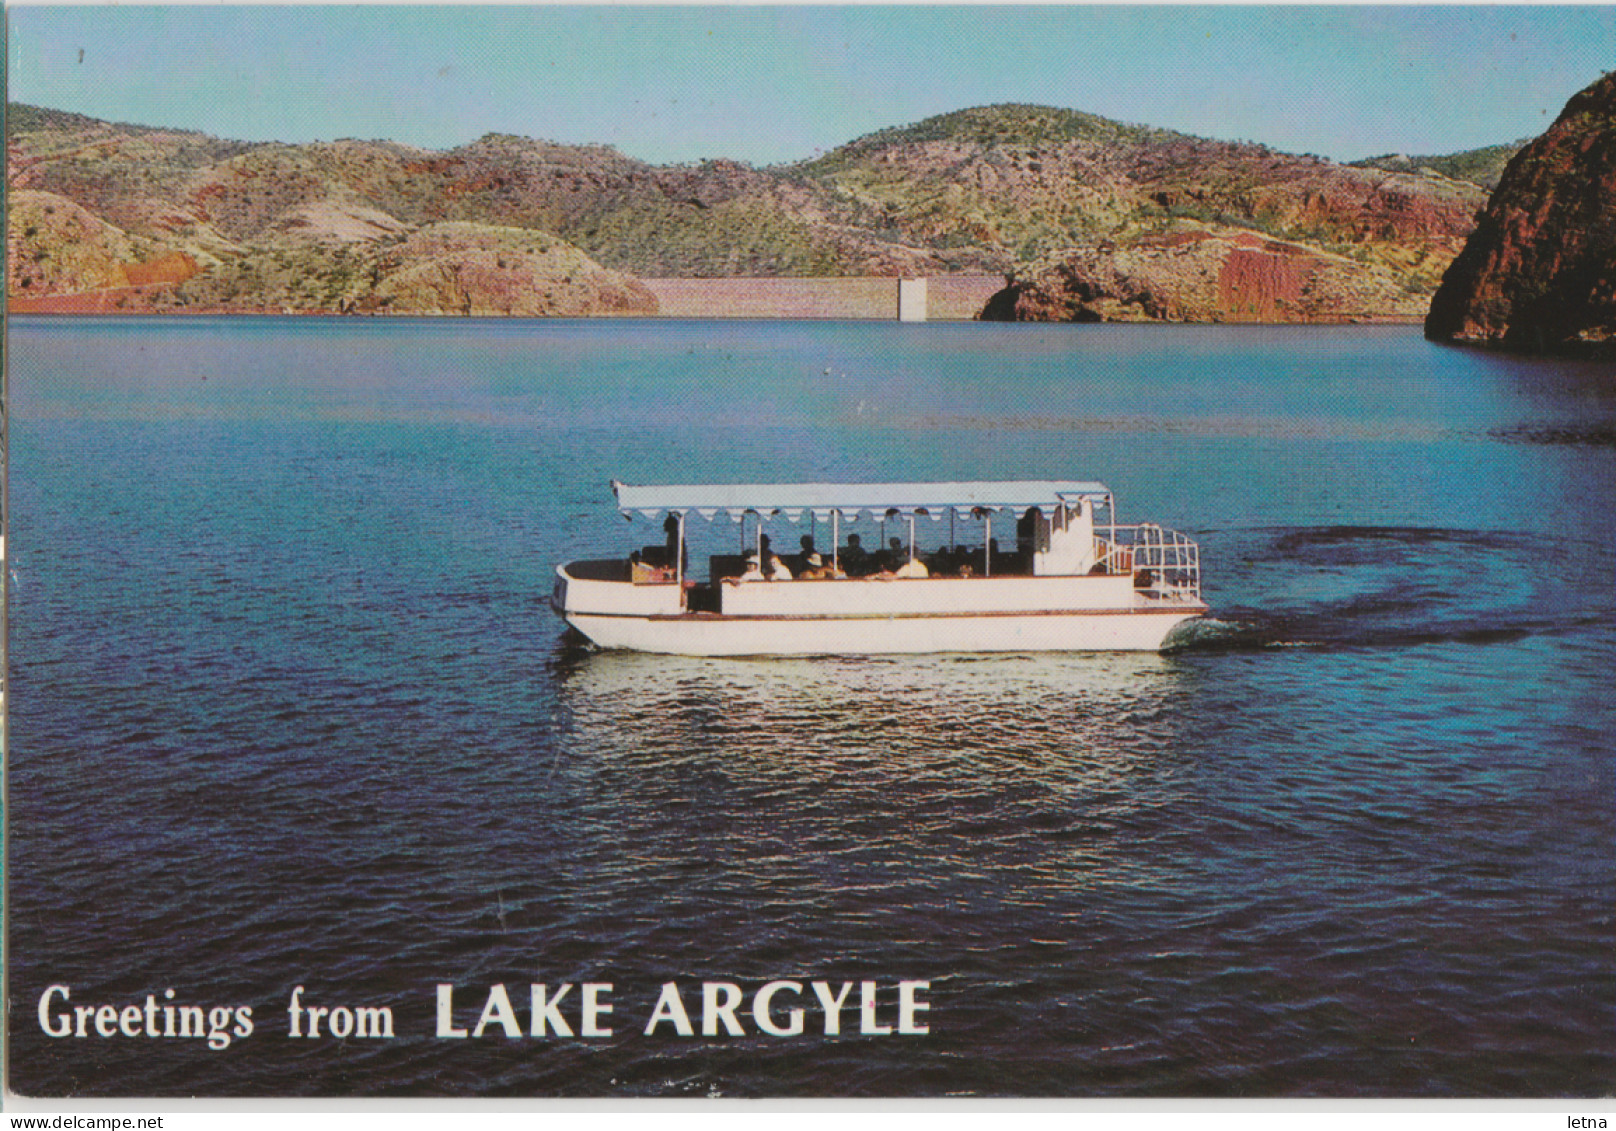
[5, 271, 1426, 325]
[6, 275, 1011, 321]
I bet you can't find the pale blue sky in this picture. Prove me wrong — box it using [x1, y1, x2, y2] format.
[7, 6, 1613, 165]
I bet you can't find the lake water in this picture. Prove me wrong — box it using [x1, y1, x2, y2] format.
[6, 316, 1614, 1097]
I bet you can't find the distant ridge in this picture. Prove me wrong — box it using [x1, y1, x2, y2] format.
[7, 99, 1505, 319]
[797, 103, 1193, 174]
[1350, 140, 1531, 192]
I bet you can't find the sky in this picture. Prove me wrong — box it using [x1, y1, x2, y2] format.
[7, 6, 1614, 166]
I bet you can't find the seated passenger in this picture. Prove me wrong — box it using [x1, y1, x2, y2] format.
[892, 554, 929, 579]
[869, 546, 928, 580]
[766, 553, 793, 581]
[883, 537, 907, 571]
[729, 553, 765, 583]
[799, 551, 829, 579]
[630, 550, 654, 584]
[840, 533, 870, 575]
[871, 536, 927, 579]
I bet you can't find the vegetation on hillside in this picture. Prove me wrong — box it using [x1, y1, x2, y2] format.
[1350, 140, 1529, 191]
[6, 99, 1507, 317]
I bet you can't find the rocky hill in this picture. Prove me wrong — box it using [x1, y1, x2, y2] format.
[1425, 74, 1616, 357]
[797, 104, 1483, 294]
[8, 188, 656, 316]
[8, 100, 1499, 319]
[982, 222, 1427, 323]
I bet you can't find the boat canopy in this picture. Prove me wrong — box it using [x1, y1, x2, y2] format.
[611, 479, 1111, 522]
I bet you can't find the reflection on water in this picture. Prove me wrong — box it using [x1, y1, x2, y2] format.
[552, 648, 1196, 898]
[555, 649, 1187, 772]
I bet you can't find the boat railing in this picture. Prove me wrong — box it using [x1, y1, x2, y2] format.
[1095, 523, 1202, 600]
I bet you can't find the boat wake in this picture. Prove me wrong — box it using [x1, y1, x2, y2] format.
[1170, 525, 1610, 653]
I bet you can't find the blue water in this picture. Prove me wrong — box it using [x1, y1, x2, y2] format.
[7, 316, 1614, 1096]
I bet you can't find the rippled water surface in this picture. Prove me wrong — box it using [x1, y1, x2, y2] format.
[7, 318, 1614, 1096]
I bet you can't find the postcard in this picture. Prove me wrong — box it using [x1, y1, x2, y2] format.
[5, 4, 1614, 1107]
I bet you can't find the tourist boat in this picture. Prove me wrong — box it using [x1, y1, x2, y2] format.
[552, 480, 1207, 655]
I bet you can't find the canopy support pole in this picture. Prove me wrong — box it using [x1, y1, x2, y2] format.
[985, 515, 992, 577]
[908, 514, 916, 561]
[675, 512, 685, 588]
[832, 511, 840, 573]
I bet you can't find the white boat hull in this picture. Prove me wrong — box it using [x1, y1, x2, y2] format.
[562, 606, 1201, 655]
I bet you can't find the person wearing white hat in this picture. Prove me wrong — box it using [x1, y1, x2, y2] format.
[800, 550, 841, 580]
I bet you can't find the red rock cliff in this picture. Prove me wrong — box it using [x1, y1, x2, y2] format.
[1425, 72, 1616, 356]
